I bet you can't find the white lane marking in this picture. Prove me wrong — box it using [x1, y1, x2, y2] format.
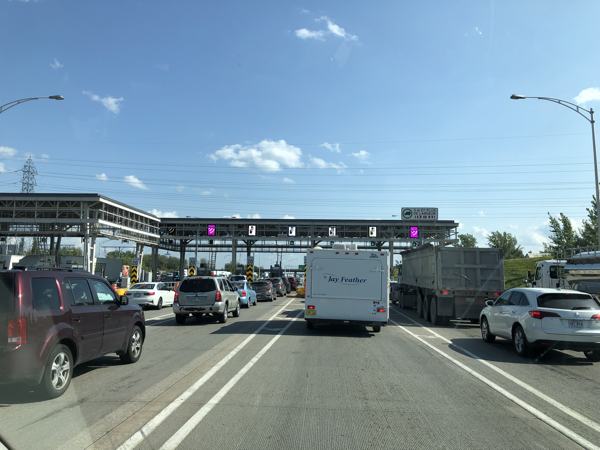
[116, 298, 299, 450]
[146, 312, 175, 321]
[389, 318, 600, 450]
[391, 307, 600, 435]
[161, 309, 304, 450]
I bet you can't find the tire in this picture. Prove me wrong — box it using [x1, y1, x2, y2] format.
[306, 320, 314, 330]
[423, 296, 430, 322]
[175, 314, 187, 325]
[219, 304, 228, 323]
[481, 317, 496, 343]
[233, 302, 240, 317]
[41, 344, 73, 399]
[120, 325, 143, 364]
[416, 295, 423, 318]
[513, 325, 531, 358]
[156, 298, 163, 310]
[430, 297, 443, 326]
[373, 325, 381, 333]
[583, 350, 600, 362]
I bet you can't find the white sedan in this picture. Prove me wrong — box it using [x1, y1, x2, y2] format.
[125, 282, 176, 310]
[480, 288, 600, 361]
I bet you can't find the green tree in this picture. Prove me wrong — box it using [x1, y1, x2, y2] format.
[578, 195, 598, 247]
[543, 213, 578, 254]
[455, 233, 478, 247]
[487, 231, 524, 259]
[58, 246, 83, 256]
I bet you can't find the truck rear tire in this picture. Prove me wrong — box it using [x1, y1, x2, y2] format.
[416, 295, 423, 318]
[422, 296, 430, 322]
[430, 297, 441, 326]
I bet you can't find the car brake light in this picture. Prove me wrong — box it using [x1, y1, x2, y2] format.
[241, 290, 246, 296]
[529, 310, 561, 320]
[266, 285, 271, 291]
[377, 307, 386, 313]
[591, 314, 600, 320]
[215, 291, 222, 302]
[144, 292, 155, 296]
[494, 292, 498, 296]
[173, 292, 179, 304]
[125, 292, 131, 295]
[8, 318, 26, 345]
[307, 305, 315, 310]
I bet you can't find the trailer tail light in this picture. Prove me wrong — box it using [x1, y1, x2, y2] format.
[494, 292, 499, 296]
[307, 305, 315, 310]
[8, 318, 26, 345]
[144, 292, 155, 296]
[440, 290, 448, 295]
[377, 307, 386, 313]
[241, 290, 246, 297]
[215, 291, 222, 302]
[529, 310, 561, 320]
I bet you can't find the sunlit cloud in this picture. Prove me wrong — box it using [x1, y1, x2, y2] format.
[208, 139, 303, 172]
[82, 91, 124, 114]
[96, 173, 108, 181]
[321, 142, 341, 153]
[50, 58, 63, 70]
[124, 175, 148, 190]
[574, 87, 600, 105]
[148, 209, 178, 218]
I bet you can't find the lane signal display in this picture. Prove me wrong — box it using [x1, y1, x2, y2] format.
[369, 226, 377, 238]
[248, 225, 257, 236]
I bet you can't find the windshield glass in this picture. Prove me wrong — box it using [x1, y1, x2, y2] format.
[536, 293, 600, 310]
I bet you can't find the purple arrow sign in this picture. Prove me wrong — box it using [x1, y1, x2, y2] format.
[410, 226, 419, 238]
[208, 225, 216, 236]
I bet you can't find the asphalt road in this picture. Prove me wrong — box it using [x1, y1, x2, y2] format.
[1, 294, 600, 450]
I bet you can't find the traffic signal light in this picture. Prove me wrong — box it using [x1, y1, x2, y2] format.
[249, 240, 255, 245]
[289, 241, 294, 246]
[330, 241, 334, 246]
[412, 241, 418, 247]
[370, 242, 376, 247]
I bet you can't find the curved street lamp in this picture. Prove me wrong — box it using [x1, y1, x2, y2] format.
[511, 94, 600, 246]
[0, 95, 64, 115]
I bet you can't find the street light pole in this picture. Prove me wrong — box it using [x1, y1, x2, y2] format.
[0, 95, 64, 114]
[511, 94, 600, 246]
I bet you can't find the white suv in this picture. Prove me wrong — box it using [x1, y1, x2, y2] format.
[173, 276, 241, 325]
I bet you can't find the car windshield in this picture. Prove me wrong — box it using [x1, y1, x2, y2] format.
[129, 284, 155, 290]
[536, 293, 600, 310]
[178, 278, 217, 293]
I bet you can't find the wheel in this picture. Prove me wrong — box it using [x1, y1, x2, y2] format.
[120, 325, 143, 364]
[233, 302, 240, 317]
[156, 298, 163, 310]
[254, 297, 258, 306]
[513, 325, 531, 358]
[392, 294, 397, 305]
[470, 318, 480, 324]
[175, 314, 187, 325]
[481, 317, 496, 343]
[306, 320, 314, 330]
[423, 296, 430, 322]
[430, 297, 443, 326]
[219, 304, 229, 323]
[373, 325, 381, 333]
[41, 344, 73, 399]
[416, 295, 423, 318]
[583, 350, 600, 362]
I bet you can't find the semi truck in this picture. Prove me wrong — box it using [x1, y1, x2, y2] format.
[398, 244, 505, 326]
[305, 244, 389, 333]
[531, 248, 600, 296]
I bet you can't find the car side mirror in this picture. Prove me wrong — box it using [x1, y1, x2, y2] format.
[119, 295, 129, 305]
[485, 300, 494, 307]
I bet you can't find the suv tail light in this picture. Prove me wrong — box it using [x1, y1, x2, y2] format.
[8, 318, 26, 345]
[215, 291, 222, 302]
[173, 292, 179, 304]
[529, 310, 561, 320]
[266, 285, 271, 291]
[241, 290, 246, 297]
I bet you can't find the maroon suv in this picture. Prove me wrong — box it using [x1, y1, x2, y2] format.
[0, 270, 145, 398]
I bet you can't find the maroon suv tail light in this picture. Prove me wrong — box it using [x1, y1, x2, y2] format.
[8, 318, 26, 345]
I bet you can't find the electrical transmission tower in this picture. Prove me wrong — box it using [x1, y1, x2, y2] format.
[21, 157, 37, 193]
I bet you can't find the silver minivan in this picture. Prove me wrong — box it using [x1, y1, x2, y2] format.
[173, 276, 241, 324]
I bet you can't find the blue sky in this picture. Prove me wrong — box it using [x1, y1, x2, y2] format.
[1, 0, 600, 267]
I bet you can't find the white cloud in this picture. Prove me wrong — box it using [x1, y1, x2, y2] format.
[248, 214, 261, 219]
[478, 211, 486, 217]
[41, 154, 49, 160]
[171, 185, 185, 193]
[223, 214, 242, 219]
[82, 91, 124, 114]
[321, 142, 341, 153]
[472, 226, 489, 240]
[283, 177, 295, 184]
[200, 189, 214, 196]
[350, 150, 370, 163]
[475, 27, 482, 35]
[208, 139, 303, 172]
[316, 16, 358, 41]
[282, 215, 295, 219]
[359, 169, 364, 174]
[509, 224, 518, 229]
[148, 209, 178, 218]
[124, 175, 149, 190]
[309, 156, 347, 170]
[300, 8, 309, 13]
[0, 162, 11, 173]
[574, 87, 600, 105]
[0, 146, 17, 157]
[96, 173, 108, 181]
[295, 29, 325, 40]
[50, 58, 63, 70]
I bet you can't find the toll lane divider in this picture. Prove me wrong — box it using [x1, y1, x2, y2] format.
[160, 309, 304, 450]
[390, 310, 600, 450]
[117, 298, 301, 450]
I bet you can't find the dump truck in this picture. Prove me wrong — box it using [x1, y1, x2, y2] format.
[398, 244, 505, 325]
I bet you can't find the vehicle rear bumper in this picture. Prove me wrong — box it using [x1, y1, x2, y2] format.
[239, 296, 250, 305]
[0, 346, 45, 385]
[305, 318, 388, 327]
[174, 303, 226, 314]
[530, 339, 600, 351]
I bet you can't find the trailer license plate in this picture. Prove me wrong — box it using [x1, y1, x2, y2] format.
[568, 320, 584, 328]
[306, 310, 316, 316]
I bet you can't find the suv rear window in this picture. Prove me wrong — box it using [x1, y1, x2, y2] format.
[0, 277, 15, 313]
[179, 278, 217, 293]
[537, 293, 600, 310]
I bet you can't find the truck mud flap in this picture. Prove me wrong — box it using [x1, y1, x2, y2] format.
[454, 296, 486, 319]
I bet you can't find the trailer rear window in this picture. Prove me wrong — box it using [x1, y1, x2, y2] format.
[536, 293, 600, 310]
[178, 278, 217, 293]
[0, 277, 15, 313]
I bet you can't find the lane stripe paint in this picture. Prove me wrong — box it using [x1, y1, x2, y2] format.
[146, 312, 175, 321]
[116, 298, 299, 450]
[160, 309, 304, 450]
[391, 307, 600, 435]
[389, 316, 600, 450]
